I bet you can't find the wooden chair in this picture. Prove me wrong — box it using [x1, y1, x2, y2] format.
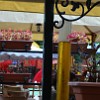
[3, 85, 29, 100]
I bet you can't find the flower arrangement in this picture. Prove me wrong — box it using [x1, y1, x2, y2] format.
[66, 31, 90, 43]
[0, 28, 32, 41]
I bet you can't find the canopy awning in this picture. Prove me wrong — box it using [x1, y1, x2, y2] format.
[0, 0, 99, 16]
[0, 1, 44, 13]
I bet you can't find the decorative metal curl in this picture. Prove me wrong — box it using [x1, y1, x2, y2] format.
[53, 18, 65, 28]
[54, 0, 100, 29]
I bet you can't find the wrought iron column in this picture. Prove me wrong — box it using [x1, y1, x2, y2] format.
[42, 0, 54, 100]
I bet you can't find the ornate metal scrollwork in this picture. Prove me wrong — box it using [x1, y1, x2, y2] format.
[54, 0, 100, 28]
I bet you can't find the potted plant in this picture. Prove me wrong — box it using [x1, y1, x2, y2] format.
[0, 29, 33, 50]
[66, 31, 90, 53]
[67, 31, 100, 100]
